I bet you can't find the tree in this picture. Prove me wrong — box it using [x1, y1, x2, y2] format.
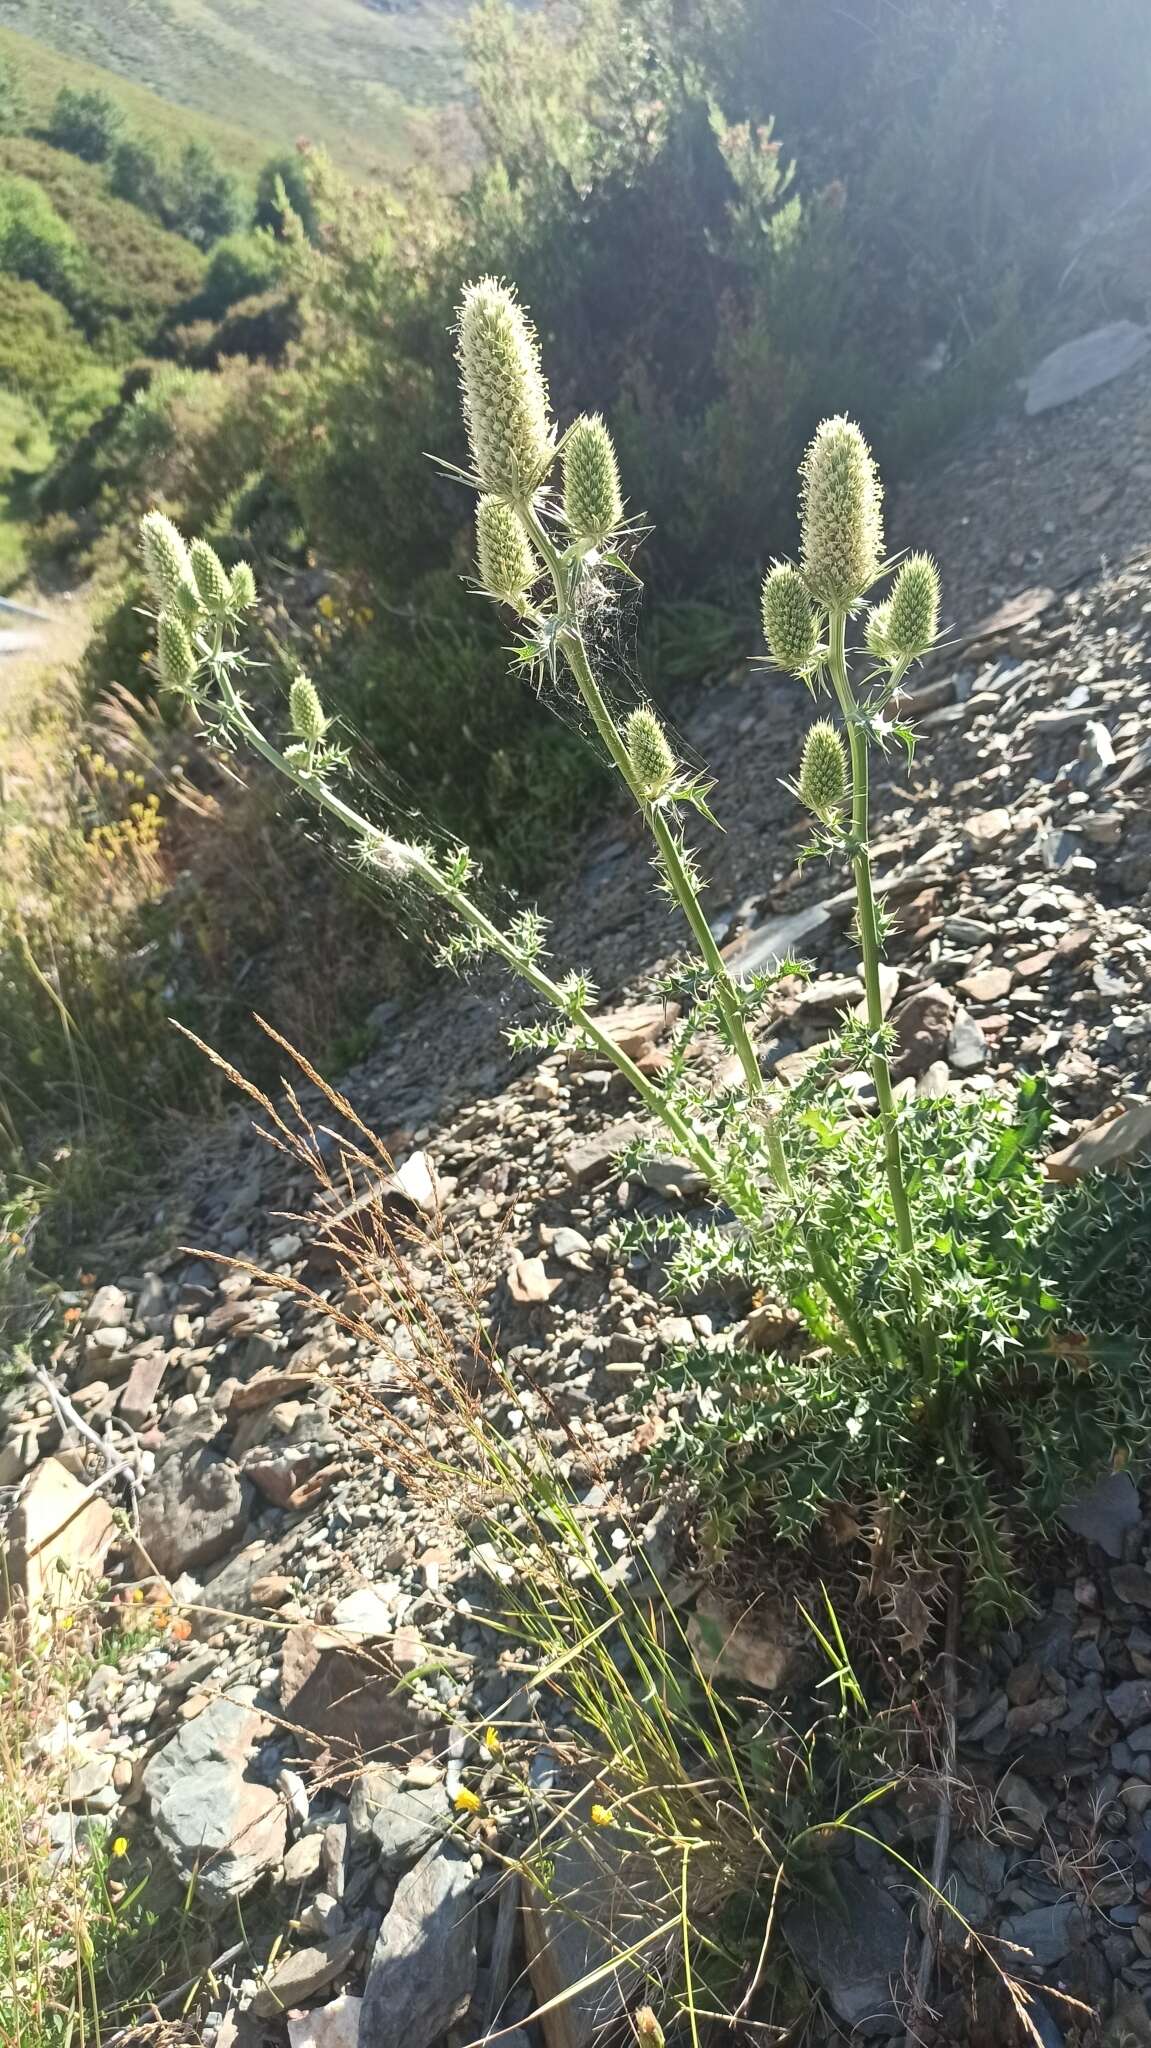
[0, 58, 27, 137]
[254, 150, 318, 241]
[107, 137, 166, 217]
[45, 86, 123, 163]
[168, 141, 242, 247]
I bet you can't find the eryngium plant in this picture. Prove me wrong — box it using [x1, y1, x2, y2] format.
[138, 284, 1149, 1623]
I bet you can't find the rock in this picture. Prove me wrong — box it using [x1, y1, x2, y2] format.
[564, 1120, 646, 1188]
[253, 1932, 358, 2017]
[1058, 1471, 1141, 1559]
[507, 1255, 564, 1305]
[1108, 1680, 1151, 1731]
[1025, 321, 1151, 415]
[957, 966, 1013, 1004]
[287, 1994, 362, 2048]
[1, 1458, 116, 1636]
[521, 1807, 662, 2048]
[330, 1582, 401, 1640]
[998, 1901, 1087, 1968]
[687, 1589, 803, 1693]
[1046, 1101, 1151, 1180]
[891, 984, 956, 1079]
[964, 807, 1012, 848]
[966, 587, 1056, 647]
[947, 1008, 988, 1073]
[581, 1001, 680, 1063]
[61, 1749, 116, 1808]
[1112, 1565, 1151, 1609]
[84, 1283, 128, 1331]
[117, 1349, 170, 1428]
[279, 1624, 432, 1766]
[785, 1865, 909, 2037]
[266, 1231, 303, 1264]
[349, 1765, 445, 1866]
[142, 1695, 286, 1908]
[283, 1833, 326, 1884]
[137, 1442, 252, 1578]
[394, 1150, 440, 1215]
[228, 1369, 320, 1413]
[359, 1846, 476, 2048]
[994, 1772, 1049, 1844]
[725, 901, 834, 977]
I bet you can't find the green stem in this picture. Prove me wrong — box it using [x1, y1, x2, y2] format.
[518, 500, 764, 1102]
[213, 662, 720, 1189]
[826, 610, 915, 1259]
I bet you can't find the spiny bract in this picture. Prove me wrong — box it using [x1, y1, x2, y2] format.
[799, 416, 883, 611]
[625, 705, 675, 800]
[563, 414, 623, 544]
[456, 278, 554, 500]
[289, 672, 327, 745]
[475, 495, 537, 602]
[885, 552, 940, 659]
[797, 718, 848, 821]
[761, 562, 818, 674]
[141, 510, 197, 610]
[156, 611, 197, 696]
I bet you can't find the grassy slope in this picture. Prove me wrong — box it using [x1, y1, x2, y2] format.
[0, 1, 471, 174]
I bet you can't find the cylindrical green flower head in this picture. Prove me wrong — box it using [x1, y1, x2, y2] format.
[864, 599, 893, 661]
[885, 552, 940, 659]
[289, 672, 327, 744]
[456, 277, 554, 500]
[141, 510, 196, 609]
[797, 718, 848, 822]
[156, 611, 197, 696]
[761, 563, 818, 674]
[229, 560, 257, 611]
[475, 495, 537, 602]
[189, 539, 231, 615]
[799, 416, 884, 611]
[625, 705, 675, 800]
[562, 414, 622, 544]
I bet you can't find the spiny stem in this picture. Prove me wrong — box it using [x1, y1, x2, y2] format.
[210, 659, 719, 1188]
[826, 609, 914, 1258]
[518, 499, 764, 1103]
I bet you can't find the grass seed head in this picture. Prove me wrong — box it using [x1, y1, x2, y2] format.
[625, 705, 675, 800]
[761, 561, 818, 673]
[563, 413, 623, 543]
[799, 415, 884, 610]
[475, 494, 537, 602]
[456, 276, 554, 500]
[797, 717, 848, 821]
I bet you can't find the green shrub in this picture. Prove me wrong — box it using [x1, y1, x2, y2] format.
[0, 56, 26, 138]
[166, 140, 241, 247]
[0, 170, 84, 306]
[107, 135, 166, 215]
[196, 228, 281, 318]
[44, 85, 123, 163]
[254, 149, 319, 241]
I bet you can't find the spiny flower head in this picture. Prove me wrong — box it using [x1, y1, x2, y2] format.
[885, 551, 940, 660]
[865, 598, 893, 661]
[289, 672, 327, 745]
[797, 718, 848, 822]
[141, 510, 197, 610]
[761, 562, 818, 674]
[563, 414, 623, 544]
[625, 706, 675, 800]
[189, 539, 231, 614]
[799, 416, 884, 611]
[156, 611, 197, 696]
[229, 560, 257, 611]
[456, 277, 554, 500]
[475, 495, 537, 603]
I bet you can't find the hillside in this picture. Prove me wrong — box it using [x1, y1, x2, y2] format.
[0, 1, 473, 173]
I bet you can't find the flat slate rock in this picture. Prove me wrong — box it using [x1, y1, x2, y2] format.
[1057, 1470, 1141, 1560]
[358, 1845, 476, 2048]
[784, 1865, 909, 2037]
[1025, 321, 1151, 415]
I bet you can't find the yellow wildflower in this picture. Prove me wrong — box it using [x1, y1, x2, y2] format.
[482, 1726, 501, 1758]
[111, 1836, 129, 1859]
[589, 1803, 614, 1827]
[454, 1786, 482, 1815]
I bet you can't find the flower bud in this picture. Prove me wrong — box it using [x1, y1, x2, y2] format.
[229, 560, 257, 611]
[190, 539, 232, 615]
[885, 552, 940, 660]
[141, 510, 196, 609]
[456, 277, 554, 499]
[761, 563, 818, 674]
[156, 611, 197, 696]
[289, 672, 327, 745]
[563, 414, 622, 544]
[634, 2010, 665, 2048]
[625, 706, 675, 800]
[797, 719, 848, 822]
[799, 416, 883, 611]
[475, 495, 537, 602]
